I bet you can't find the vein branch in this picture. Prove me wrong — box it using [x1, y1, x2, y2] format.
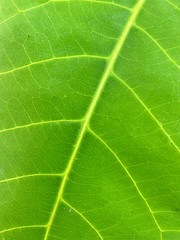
[162, 229, 180, 232]
[0, 119, 82, 134]
[84, 0, 132, 11]
[44, 0, 146, 238]
[88, 127, 162, 235]
[0, 55, 107, 77]
[134, 24, 180, 69]
[0, 0, 131, 26]
[166, 0, 180, 11]
[0, 225, 47, 234]
[0, 173, 64, 183]
[62, 198, 103, 239]
[112, 72, 180, 153]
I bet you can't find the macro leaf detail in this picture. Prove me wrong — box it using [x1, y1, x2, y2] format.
[0, 0, 180, 239]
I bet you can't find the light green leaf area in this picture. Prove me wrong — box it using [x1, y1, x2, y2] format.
[0, 0, 180, 239]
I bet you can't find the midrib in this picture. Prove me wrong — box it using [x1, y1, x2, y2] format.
[44, 0, 145, 238]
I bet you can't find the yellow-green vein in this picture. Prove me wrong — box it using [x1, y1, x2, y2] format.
[135, 24, 180, 69]
[112, 72, 180, 153]
[44, 0, 146, 239]
[62, 198, 103, 239]
[0, 173, 64, 183]
[166, 0, 180, 11]
[89, 127, 162, 239]
[0, 55, 107, 77]
[0, 119, 82, 134]
[0, 225, 47, 234]
[0, 0, 131, 26]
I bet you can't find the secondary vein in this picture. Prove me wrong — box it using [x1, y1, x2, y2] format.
[135, 24, 180, 69]
[0, 225, 47, 234]
[0, 55, 107, 77]
[0, 119, 82, 134]
[84, 0, 132, 11]
[112, 72, 180, 153]
[62, 198, 103, 239]
[0, 0, 131, 26]
[88, 128, 162, 235]
[166, 0, 180, 11]
[0, 173, 64, 183]
[43, 0, 146, 239]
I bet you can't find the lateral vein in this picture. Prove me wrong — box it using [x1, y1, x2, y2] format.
[0, 0, 131, 26]
[112, 72, 180, 153]
[0, 173, 64, 183]
[89, 128, 162, 234]
[0, 119, 82, 134]
[62, 199, 103, 239]
[162, 229, 180, 232]
[166, 0, 180, 11]
[0, 225, 47, 234]
[84, 0, 132, 11]
[135, 24, 180, 69]
[0, 55, 107, 77]
[43, 0, 146, 239]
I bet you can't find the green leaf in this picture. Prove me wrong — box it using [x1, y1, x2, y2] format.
[0, 0, 180, 239]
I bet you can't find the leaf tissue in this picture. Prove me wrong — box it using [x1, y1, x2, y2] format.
[0, 0, 180, 239]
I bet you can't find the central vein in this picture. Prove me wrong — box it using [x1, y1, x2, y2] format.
[44, 0, 145, 238]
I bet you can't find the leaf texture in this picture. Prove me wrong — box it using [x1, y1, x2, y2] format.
[0, 0, 180, 239]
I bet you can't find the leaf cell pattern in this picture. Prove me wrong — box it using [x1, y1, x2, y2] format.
[0, 0, 180, 239]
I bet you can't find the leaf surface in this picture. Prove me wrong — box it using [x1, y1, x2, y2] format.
[0, 0, 180, 239]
